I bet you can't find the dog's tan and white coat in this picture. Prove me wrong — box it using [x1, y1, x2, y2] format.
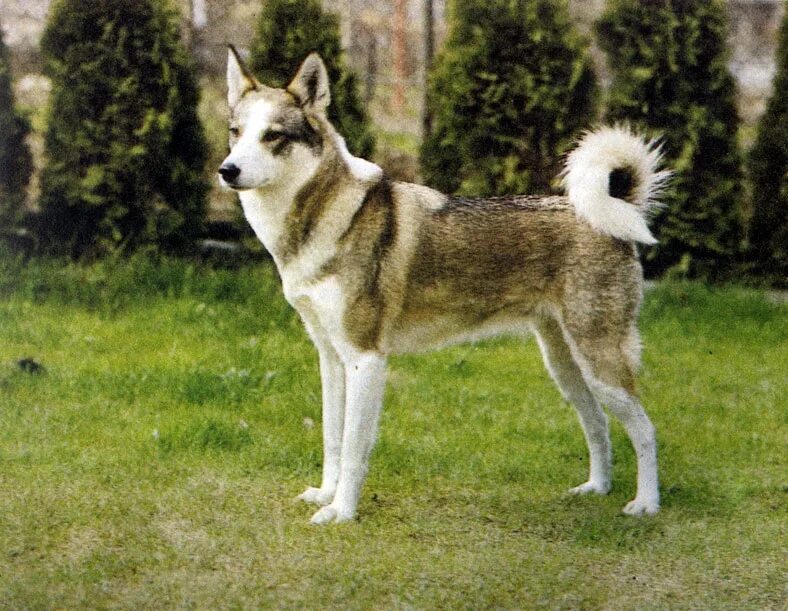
[220, 48, 667, 524]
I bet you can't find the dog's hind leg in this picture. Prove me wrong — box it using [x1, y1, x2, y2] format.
[533, 316, 612, 495]
[310, 351, 387, 525]
[561, 317, 659, 516]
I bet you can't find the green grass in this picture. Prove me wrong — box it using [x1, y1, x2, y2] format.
[0, 256, 785, 609]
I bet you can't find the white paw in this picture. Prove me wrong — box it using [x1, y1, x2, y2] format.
[622, 498, 660, 516]
[296, 486, 334, 506]
[309, 504, 355, 525]
[568, 480, 611, 495]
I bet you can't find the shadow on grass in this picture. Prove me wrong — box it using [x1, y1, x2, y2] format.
[356, 468, 746, 554]
[154, 417, 254, 454]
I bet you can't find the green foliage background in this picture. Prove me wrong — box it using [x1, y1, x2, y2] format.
[748, 12, 788, 286]
[597, 0, 745, 278]
[420, 0, 598, 197]
[249, 0, 375, 159]
[36, 0, 209, 259]
[0, 25, 33, 229]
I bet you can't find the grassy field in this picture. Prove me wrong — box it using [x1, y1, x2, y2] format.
[0, 255, 785, 609]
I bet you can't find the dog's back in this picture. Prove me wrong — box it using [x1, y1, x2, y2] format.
[397, 193, 639, 349]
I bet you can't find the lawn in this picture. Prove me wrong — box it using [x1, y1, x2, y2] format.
[0, 255, 785, 609]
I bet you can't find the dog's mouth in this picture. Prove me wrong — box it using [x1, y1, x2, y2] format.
[218, 161, 277, 191]
[218, 174, 270, 192]
[218, 177, 244, 191]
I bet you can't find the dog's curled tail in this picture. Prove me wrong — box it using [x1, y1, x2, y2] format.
[561, 125, 671, 244]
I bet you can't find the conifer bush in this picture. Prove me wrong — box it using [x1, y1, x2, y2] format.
[250, 0, 375, 158]
[420, 0, 597, 197]
[748, 13, 787, 286]
[597, 0, 745, 278]
[0, 25, 33, 230]
[37, 0, 209, 258]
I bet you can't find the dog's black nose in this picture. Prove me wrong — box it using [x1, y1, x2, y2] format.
[218, 163, 241, 182]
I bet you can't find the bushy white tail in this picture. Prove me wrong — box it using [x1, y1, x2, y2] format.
[562, 126, 670, 244]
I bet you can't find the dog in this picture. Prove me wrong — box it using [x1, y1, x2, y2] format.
[219, 47, 668, 524]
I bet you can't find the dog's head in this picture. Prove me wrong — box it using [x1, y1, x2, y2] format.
[219, 47, 329, 191]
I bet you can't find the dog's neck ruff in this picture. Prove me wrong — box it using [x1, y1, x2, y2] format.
[333, 133, 382, 183]
[238, 136, 383, 276]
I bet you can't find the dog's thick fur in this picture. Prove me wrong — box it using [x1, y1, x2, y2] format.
[220, 48, 667, 524]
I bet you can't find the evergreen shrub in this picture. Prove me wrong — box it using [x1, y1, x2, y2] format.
[597, 0, 745, 278]
[37, 0, 209, 258]
[420, 0, 598, 197]
[0, 25, 33, 230]
[250, 0, 375, 158]
[748, 12, 788, 286]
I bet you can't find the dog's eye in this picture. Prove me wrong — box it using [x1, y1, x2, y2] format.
[262, 130, 286, 143]
[229, 126, 240, 137]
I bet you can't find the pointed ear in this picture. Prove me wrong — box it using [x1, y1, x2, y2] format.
[286, 53, 330, 113]
[227, 45, 259, 108]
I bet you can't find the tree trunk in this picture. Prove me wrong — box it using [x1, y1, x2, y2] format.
[392, 0, 408, 112]
[365, 33, 378, 105]
[191, 0, 207, 29]
[188, 0, 207, 59]
[422, 0, 434, 138]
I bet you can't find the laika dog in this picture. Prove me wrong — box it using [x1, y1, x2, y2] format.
[220, 47, 669, 524]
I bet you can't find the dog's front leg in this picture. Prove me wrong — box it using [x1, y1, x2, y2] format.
[310, 352, 387, 525]
[297, 344, 345, 506]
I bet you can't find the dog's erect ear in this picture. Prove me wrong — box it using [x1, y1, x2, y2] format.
[227, 45, 259, 108]
[286, 53, 330, 113]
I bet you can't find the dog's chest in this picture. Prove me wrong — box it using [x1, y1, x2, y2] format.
[239, 191, 287, 259]
[282, 272, 346, 337]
